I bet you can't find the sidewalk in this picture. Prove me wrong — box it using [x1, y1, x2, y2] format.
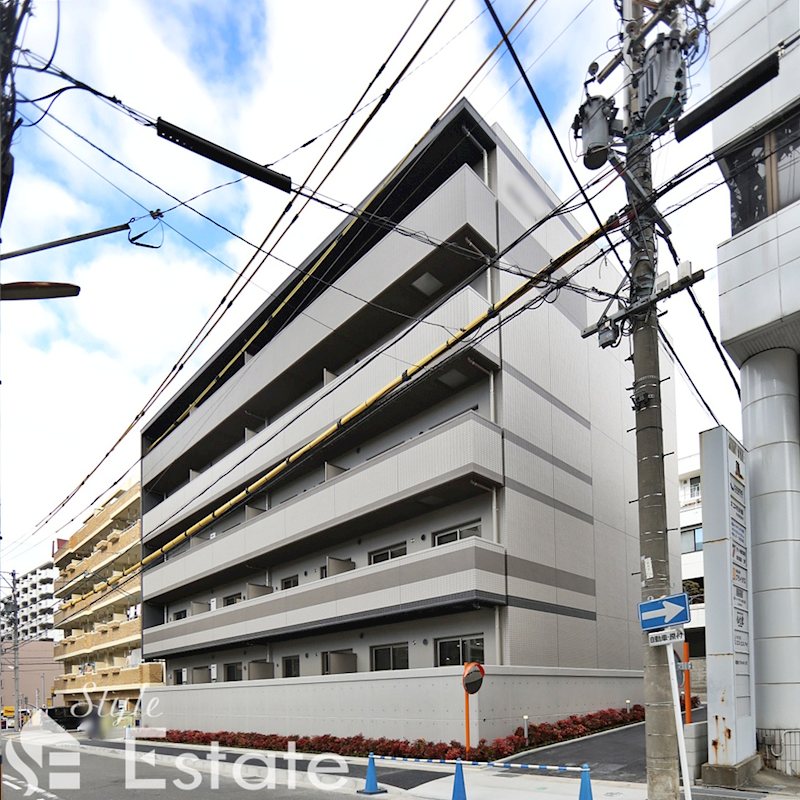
[399, 764, 800, 800]
[401, 767, 647, 800]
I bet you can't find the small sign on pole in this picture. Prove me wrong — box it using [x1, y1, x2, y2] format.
[638, 592, 691, 632]
[648, 627, 685, 647]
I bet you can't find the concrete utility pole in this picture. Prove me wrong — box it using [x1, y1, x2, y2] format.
[12, 569, 20, 731]
[623, 3, 679, 798]
[575, 0, 724, 795]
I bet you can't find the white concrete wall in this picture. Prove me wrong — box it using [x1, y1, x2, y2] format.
[711, 0, 800, 153]
[142, 665, 643, 742]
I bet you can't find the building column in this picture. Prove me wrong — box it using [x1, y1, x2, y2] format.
[741, 349, 800, 745]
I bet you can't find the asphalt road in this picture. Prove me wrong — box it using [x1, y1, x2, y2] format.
[88, 739, 446, 789]
[0, 734, 446, 798]
[1, 740, 356, 798]
[508, 707, 709, 783]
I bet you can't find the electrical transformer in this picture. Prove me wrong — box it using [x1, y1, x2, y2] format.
[574, 95, 616, 170]
[638, 32, 687, 130]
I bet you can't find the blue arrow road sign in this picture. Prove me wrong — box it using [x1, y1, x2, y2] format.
[638, 593, 691, 632]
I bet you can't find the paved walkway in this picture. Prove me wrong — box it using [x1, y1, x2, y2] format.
[506, 707, 707, 783]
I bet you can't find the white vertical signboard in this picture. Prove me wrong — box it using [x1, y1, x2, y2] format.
[700, 426, 756, 767]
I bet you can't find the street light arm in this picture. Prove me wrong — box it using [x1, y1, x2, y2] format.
[0, 281, 80, 300]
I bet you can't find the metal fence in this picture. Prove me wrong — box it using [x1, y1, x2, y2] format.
[757, 728, 800, 776]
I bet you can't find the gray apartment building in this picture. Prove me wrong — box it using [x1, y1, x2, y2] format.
[140, 100, 680, 740]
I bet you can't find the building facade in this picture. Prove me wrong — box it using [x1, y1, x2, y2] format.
[711, 0, 800, 773]
[678, 453, 707, 696]
[52, 482, 163, 713]
[0, 561, 60, 644]
[0, 640, 62, 713]
[0, 562, 61, 711]
[140, 100, 680, 740]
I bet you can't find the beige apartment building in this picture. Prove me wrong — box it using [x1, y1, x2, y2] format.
[52, 482, 163, 712]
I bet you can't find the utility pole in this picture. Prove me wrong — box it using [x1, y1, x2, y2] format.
[624, 3, 679, 798]
[12, 569, 20, 731]
[573, 2, 720, 798]
[0, 0, 32, 227]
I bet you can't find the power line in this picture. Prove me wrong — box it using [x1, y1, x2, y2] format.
[483, 0, 629, 276]
[7, 99, 718, 563]
[20, 0, 448, 539]
[17, 0, 567, 545]
[658, 325, 721, 426]
[52, 233, 620, 623]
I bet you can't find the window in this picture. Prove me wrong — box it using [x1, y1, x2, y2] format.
[433, 522, 481, 547]
[223, 594, 240, 607]
[724, 107, 800, 234]
[282, 655, 300, 678]
[281, 575, 299, 590]
[173, 609, 187, 621]
[173, 669, 185, 685]
[777, 113, 800, 209]
[319, 565, 327, 579]
[689, 476, 701, 500]
[321, 650, 355, 675]
[224, 662, 243, 682]
[368, 542, 407, 565]
[436, 635, 484, 667]
[681, 526, 704, 554]
[371, 643, 409, 671]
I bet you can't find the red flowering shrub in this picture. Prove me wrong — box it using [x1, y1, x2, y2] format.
[161, 699, 698, 762]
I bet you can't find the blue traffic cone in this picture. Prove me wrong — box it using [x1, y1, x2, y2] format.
[578, 764, 593, 800]
[451, 758, 467, 800]
[357, 753, 387, 795]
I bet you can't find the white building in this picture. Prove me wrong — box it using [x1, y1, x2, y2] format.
[678, 454, 706, 694]
[138, 100, 681, 741]
[0, 561, 60, 643]
[711, 0, 800, 773]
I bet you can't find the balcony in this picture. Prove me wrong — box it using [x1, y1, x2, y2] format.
[55, 523, 141, 596]
[54, 484, 139, 568]
[54, 577, 141, 628]
[54, 616, 141, 661]
[53, 662, 163, 694]
[142, 164, 498, 498]
[143, 411, 503, 601]
[144, 535, 506, 658]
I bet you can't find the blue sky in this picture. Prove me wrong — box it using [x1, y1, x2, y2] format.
[0, 0, 743, 573]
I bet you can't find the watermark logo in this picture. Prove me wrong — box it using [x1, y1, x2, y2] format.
[123, 738, 350, 793]
[4, 698, 352, 793]
[4, 710, 81, 796]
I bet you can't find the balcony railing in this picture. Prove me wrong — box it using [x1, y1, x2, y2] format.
[55, 523, 141, 596]
[144, 536, 506, 658]
[144, 411, 503, 601]
[54, 577, 141, 628]
[54, 484, 140, 568]
[53, 662, 163, 693]
[54, 616, 141, 660]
